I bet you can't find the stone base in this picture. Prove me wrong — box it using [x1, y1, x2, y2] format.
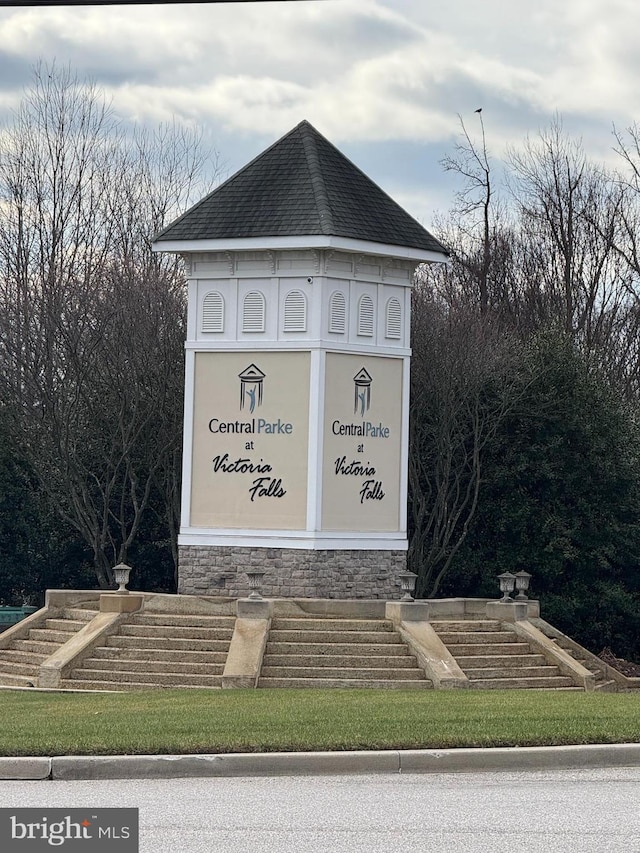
[178, 545, 408, 599]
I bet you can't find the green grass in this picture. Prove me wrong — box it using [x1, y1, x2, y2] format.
[1, 688, 639, 756]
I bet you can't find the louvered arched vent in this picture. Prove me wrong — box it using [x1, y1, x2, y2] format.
[242, 291, 266, 333]
[385, 297, 402, 339]
[283, 290, 307, 332]
[202, 291, 224, 333]
[329, 291, 346, 334]
[357, 294, 374, 337]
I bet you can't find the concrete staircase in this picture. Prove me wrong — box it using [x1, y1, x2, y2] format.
[60, 611, 235, 691]
[0, 592, 631, 693]
[430, 619, 578, 689]
[0, 607, 98, 688]
[258, 616, 433, 689]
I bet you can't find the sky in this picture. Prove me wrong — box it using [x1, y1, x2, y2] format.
[0, 0, 638, 231]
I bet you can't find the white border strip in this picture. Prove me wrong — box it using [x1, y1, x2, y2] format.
[180, 349, 196, 528]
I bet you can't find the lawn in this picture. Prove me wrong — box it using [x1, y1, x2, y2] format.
[1, 688, 639, 756]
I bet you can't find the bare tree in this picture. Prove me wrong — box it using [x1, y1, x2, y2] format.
[503, 118, 640, 399]
[612, 122, 640, 277]
[0, 63, 218, 587]
[507, 119, 627, 343]
[440, 111, 496, 315]
[409, 114, 640, 599]
[407, 281, 522, 597]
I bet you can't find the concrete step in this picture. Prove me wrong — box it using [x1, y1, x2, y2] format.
[68, 667, 224, 687]
[468, 675, 577, 689]
[264, 641, 410, 657]
[0, 672, 37, 687]
[259, 612, 427, 688]
[462, 665, 563, 679]
[43, 619, 88, 632]
[58, 681, 126, 691]
[585, 669, 608, 683]
[90, 646, 228, 665]
[260, 665, 426, 680]
[13, 639, 63, 655]
[60, 679, 220, 692]
[78, 658, 225, 675]
[430, 620, 503, 632]
[257, 677, 432, 689]
[447, 642, 532, 656]
[455, 654, 548, 668]
[436, 630, 520, 644]
[25, 629, 80, 644]
[594, 680, 618, 692]
[267, 629, 402, 645]
[105, 636, 231, 652]
[269, 618, 393, 633]
[61, 608, 99, 620]
[0, 660, 40, 677]
[118, 624, 233, 640]
[262, 653, 419, 669]
[130, 613, 236, 629]
[0, 649, 50, 665]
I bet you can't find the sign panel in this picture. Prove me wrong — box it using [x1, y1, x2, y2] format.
[190, 351, 310, 529]
[321, 353, 404, 531]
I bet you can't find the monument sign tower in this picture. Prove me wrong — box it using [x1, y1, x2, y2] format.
[152, 121, 448, 598]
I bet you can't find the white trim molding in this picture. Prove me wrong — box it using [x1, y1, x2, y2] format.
[153, 234, 448, 265]
[179, 530, 408, 551]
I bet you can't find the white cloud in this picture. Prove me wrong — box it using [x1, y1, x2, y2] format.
[0, 0, 637, 223]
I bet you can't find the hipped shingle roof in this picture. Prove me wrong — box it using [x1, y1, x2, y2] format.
[154, 120, 448, 256]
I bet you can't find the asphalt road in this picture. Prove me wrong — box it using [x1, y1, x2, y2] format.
[1, 768, 639, 852]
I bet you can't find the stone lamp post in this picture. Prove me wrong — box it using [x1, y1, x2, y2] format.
[514, 570, 532, 600]
[497, 571, 516, 601]
[246, 570, 266, 600]
[398, 572, 417, 601]
[113, 563, 132, 593]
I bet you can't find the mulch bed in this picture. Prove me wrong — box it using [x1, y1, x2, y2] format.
[598, 647, 640, 678]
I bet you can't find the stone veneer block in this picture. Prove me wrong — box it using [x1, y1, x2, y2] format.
[178, 546, 407, 599]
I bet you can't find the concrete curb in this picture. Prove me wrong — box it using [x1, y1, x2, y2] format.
[52, 750, 401, 780]
[397, 743, 640, 773]
[0, 758, 51, 780]
[2, 744, 640, 781]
